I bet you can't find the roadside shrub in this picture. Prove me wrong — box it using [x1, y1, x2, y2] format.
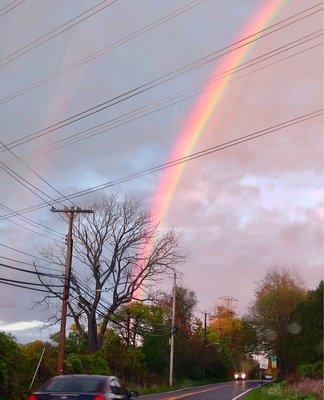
[0, 332, 25, 399]
[297, 362, 323, 380]
[83, 353, 110, 375]
[246, 382, 317, 399]
[65, 353, 83, 374]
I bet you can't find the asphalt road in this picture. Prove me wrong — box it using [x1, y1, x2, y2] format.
[138, 381, 260, 400]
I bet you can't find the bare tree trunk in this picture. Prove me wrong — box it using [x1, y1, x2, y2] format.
[87, 312, 98, 353]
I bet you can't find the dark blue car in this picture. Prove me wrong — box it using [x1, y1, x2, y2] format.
[28, 375, 139, 400]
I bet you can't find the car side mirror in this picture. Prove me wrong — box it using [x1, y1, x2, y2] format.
[129, 391, 139, 397]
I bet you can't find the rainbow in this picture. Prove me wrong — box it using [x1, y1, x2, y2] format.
[150, 0, 288, 226]
[134, 0, 289, 290]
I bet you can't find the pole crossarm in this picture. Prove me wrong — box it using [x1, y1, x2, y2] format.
[51, 206, 93, 214]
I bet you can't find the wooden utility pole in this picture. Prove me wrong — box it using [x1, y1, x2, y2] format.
[203, 311, 208, 343]
[169, 272, 176, 387]
[51, 206, 93, 374]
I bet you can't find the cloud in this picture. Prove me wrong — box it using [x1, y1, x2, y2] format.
[0, 0, 322, 340]
[0, 320, 44, 332]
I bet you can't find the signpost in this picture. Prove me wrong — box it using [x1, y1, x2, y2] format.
[259, 359, 269, 370]
[271, 356, 277, 369]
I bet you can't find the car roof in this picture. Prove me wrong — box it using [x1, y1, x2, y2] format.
[55, 375, 118, 380]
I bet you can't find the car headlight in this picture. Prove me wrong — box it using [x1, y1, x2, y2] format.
[241, 373, 246, 379]
[234, 373, 239, 379]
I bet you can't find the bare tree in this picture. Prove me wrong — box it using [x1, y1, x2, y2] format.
[36, 195, 183, 353]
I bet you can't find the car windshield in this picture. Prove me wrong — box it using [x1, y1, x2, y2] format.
[41, 376, 106, 393]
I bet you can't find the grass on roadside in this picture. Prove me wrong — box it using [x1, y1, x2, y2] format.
[245, 382, 317, 400]
[131, 379, 221, 395]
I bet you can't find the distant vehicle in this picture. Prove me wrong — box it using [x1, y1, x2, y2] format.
[27, 374, 139, 400]
[264, 374, 273, 381]
[234, 372, 246, 381]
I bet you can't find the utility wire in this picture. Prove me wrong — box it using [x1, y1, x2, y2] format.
[2, 214, 64, 242]
[0, 200, 65, 238]
[0, 109, 321, 220]
[0, 159, 66, 210]
[0, 2, 321, 116]
[0, 143, 80, 241]
[0, 0, 25, 18]
[0, 139, 78, 207]
[1, 4, 322, 154]
[24, 33, 323, 158]
[0, 0, 118, 66]
[0, 258, 62, 278]
[0, 0, 207, 105]
[0, 275, 63, 287]
[0, 255, 39, 267]
[69, 274, 170, 334]
[0, 242, 64, 272]
[0, 279, 60, 293]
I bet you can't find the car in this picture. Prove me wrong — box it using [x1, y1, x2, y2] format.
[264, 374, 273, 381]
[234, 372, 246, 381]
[27, 374, 139, 400]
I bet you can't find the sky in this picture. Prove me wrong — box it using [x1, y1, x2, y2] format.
[0, 0, 323, 342]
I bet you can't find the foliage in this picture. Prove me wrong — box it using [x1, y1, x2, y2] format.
[297, 363, 323, 380]
[65, 353, 83, 374]
[0, 332, 25, 399]
[248, 269, 306, 376]
[289, 282, 323, 366]
[160, 286, 198, 333]
[245, 383, 316, 400]
[208, 304, 257, 370]
[82, 353, 110, 375]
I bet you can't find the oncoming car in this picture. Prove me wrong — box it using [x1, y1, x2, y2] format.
[234, 372, 246, 381]
[27, 374, 139, 400]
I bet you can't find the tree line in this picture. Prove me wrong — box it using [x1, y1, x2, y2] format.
[0, 196, 322, 398]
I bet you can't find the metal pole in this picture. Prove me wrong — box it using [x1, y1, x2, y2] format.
[169, 272, 176, 386]
[29, 347, 46, 389]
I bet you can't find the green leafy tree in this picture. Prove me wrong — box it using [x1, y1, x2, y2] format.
[289, 281, 323, 366]
[0, 332, 24, 398]
[21, 340, 56, 387]
[160, 286, 198, 333]
[248, 269, 306, 376]
[209, 305, 257, 371]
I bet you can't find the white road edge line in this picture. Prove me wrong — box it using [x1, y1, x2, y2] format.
[138, 381, 234, 398]
[231, 386, 256, 400]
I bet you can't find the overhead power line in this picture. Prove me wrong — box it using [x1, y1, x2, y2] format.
[0, 0, 25, 18]
[0, 0, 207, 105]
[69, 277, 169, 336]
[0, 3, 322, 117]
[0, 279, 59, 293]
[0, 159, 66, 209]
[0, 242, 63, 272]
[2, 214, 64, 242]
[0, 109, 321, 220]
[0, 275, 63, 287]
[0, 200, 65, 239]
[23, 33, 323, 159]
[0, 142, 81, 242]
[0, 259, 62, 278]
[1, 24, 322, 160]
[0, 139, 79, 207]
[0, 0, 118, 67]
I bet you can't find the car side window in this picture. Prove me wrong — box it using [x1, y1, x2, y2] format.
[116, 378, 129, 396]
[110, 379, 122, 395]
